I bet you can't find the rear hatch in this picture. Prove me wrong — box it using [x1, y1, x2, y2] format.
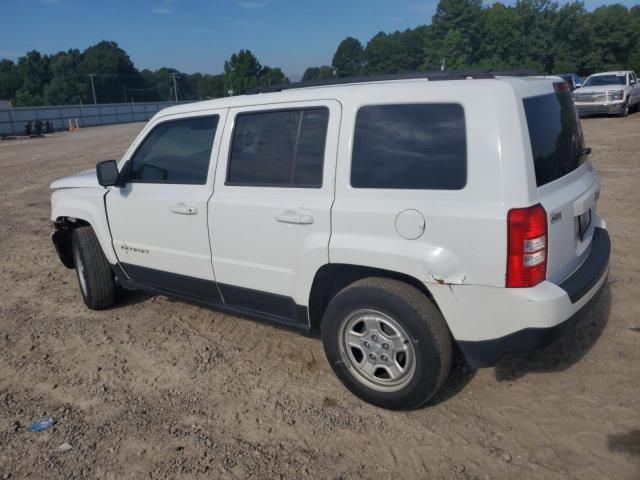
[523, 84, 600, 284]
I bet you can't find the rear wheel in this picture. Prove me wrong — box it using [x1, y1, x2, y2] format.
[71, 226, 116, 310]
[321, 278, 452, 410]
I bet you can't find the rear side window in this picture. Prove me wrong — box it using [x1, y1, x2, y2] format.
[351, 104, 466, 189]
[524, 91, 585, 187]
[130, 116, 218, 185]
[227, 108, 329, 187]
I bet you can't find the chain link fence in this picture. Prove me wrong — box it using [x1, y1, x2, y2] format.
[0, 100, 193, 137]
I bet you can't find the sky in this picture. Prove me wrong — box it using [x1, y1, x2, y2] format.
[1, 0, 637, 80]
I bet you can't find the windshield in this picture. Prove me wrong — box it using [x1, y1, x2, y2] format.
[583, 74, 627, 87]
[523, 90, 586, 187]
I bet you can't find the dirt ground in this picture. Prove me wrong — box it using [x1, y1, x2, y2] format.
[0, 112, 638, 480]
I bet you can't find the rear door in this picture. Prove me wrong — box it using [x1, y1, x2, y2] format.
[209, 101, 340, 325]
[522, 85, 600, 283]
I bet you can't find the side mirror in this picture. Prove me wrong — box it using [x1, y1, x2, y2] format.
[630, 79, 636, 85]
[96, 160, 120, 187]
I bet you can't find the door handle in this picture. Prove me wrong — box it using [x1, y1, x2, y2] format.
[275, 210, 314, 225]
[170, 203, 198, 215]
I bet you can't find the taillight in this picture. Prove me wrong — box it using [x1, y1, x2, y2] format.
[554, 81, 570, 93]
[506, 204, 547, 288]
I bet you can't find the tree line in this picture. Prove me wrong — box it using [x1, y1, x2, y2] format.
[307, 0, 639, 81]
[0, 43, 287, 106]
[1, 0, 639, 107]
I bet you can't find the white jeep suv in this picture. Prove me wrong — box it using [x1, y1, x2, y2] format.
[573, 70, 640, 117]
[50, 72, 610, 410]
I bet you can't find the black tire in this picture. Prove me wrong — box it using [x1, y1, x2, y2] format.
[620, 100, 629, 117]
[321, 277, 452, 410]
[71, 226, 116, 310]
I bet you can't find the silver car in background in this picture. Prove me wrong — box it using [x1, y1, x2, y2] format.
[573, 71, 640, 117]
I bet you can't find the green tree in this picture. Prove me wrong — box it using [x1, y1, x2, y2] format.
[81, 41, 143, 103]
[14, 50, 51, 106]
[514, 0, 558, 72]
[302, 65, 335, 81]
[224, 49, 262, 95]
[197, 74, 226, 99]
[364, 30, 426, 74]
[440, 29, 471, 69]
[550, 2, 592, 74]
[44, 49, 88, 105]
[431, 0, 483, 68]
[332, 37, 364, 77]
[585, 4, 634, 72]
[629, 6, 640, 72]
[479, 3, 524, 70]
[0, 59, 20, 101]
[259, 66, 289, 86]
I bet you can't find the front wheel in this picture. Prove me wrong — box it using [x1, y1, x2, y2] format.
[71, 226, 116, 310]
[321, 278, 452, 410]
[619, 100, 630, 117]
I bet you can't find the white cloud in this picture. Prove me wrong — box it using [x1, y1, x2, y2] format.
[239, 0, 271, 8]
[39, 0, 70, 7]
[152, 0, 173, 15]
[233, 20, 262, 27]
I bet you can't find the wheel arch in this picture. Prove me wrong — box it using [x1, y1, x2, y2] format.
[308, 263, 439, 332]
[51, 188, 117, 265]
[52, 216, 90, 268]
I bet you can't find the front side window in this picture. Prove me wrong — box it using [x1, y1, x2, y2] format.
[227, 108, 329, 187]
[351, 104, 467, 189]
[129, 115, 219, 185]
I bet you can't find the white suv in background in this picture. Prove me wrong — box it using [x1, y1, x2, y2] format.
[574, 70, 640, 117]
[50, 72, 610, 410]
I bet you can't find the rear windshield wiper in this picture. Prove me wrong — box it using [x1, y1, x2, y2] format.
[577, 147, 592, 159]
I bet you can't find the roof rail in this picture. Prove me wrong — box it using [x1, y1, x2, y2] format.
[491, 69, 540, 77]
[249, 68, 541, 94]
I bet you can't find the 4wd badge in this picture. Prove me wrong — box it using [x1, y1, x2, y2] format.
[550, 211, 562, 224]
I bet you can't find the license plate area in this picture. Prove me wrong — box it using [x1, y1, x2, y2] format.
[577, 209, 592, 241]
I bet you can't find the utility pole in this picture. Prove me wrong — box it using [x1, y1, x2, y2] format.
[88, 74, 97, 104]
[170, 72, 179, 102]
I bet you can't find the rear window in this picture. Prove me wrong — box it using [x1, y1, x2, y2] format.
[523, 91, 586, 187]
[351, 104, 466, 189]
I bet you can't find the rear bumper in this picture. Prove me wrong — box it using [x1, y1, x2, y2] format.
[454, 227, 610, 368]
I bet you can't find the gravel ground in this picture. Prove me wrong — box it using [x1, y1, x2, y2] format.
[0, 113, 639, 479]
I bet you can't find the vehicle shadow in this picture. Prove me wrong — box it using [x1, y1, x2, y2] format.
[113, 288, 152, 308]
[493, 283, 612, 382]
[427, 362, 476, 407]
[608, 430, 640, 458]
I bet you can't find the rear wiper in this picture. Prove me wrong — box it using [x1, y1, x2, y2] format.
[578, 147, 592, 158]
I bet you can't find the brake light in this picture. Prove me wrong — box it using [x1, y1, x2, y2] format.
[554, 81, 570, 93]
[506, 204, 548, 288]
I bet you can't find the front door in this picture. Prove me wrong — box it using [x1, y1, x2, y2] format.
[210, 101, 340, 325]
[107, 110, 227, 301]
